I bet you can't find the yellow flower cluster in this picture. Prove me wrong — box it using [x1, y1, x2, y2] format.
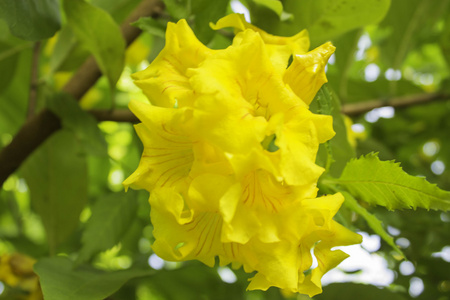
[0, 253, 43, 300]
[124, 14, 361, 296]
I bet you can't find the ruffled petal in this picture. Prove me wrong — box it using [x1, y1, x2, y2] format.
[211, 13, 310, 71]
[123, 101, 194, 192]
[133, 19, 213, 108]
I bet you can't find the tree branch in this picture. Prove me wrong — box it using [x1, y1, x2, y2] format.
[0, 0, 164, 187]
[89, 109, 139, 123]
[341, 92, 450, 116]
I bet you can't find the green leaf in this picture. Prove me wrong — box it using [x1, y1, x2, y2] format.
[341, 191, 404, 257]
[315, 283, 407, 300]
[0, 0, 61, 41]
[333, 153, 450, 211]
[312, 85, 355, 177]
[250, 0, 390, 47]
[21, 130, 88, 253]
[252, 0, 283, 17]
[0, 42, 21, 93]
[63, 0, 125, 88]
[49, 26, 90, 74]
[286, 0, 391, 45]
[35, 256, 153, 300]
[77, 191, 138, 263]
[191, 0, 230, 44]
[132, 17, 166, 38]
[48, 93, 108, 156]
[161, 0, 189, 20]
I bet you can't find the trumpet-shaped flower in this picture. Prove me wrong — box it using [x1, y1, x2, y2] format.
[124, 13, 361, 297]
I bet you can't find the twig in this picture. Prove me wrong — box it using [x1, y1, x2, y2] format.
[89, 109, 139, 123]
[0, 0, 165, 187]
[27, 41, 41, 119]
[341, 92, 450, 116]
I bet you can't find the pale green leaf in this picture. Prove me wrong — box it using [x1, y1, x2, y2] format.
[341, 191, 404, 257]
[0, 0, 61, 41]
[77, 191, 138, 263]
[21, 130, 88, 252]
[333, 153, 450, 211]
[63, 0, 125, 88]
[35, 257, 154, 300]
[48, 93, 108, 156]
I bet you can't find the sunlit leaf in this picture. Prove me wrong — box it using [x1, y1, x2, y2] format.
[63, 0, 125, 88]
[332, 153, 450, 211]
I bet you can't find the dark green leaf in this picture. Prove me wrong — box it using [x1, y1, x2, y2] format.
[77, 191, 138, 263]
[313, 85, 355, 177]
[0, 0, 61, 41]
[63, 0, 125, 88]
[21, 130, 88, 252]
[315, 283, 407, 300]
[252, 0, 283, 17]
[48, 93, 108, 156]
[132, 17, 167, 38]
[250, 0, 390, 47]
[285, 0, 391, 45]
[191, 0, 230, 44]
[35, 256, 153, 300]
[332, 153, 450, 211]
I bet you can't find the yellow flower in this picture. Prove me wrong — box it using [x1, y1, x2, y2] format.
[124, 14, 361, 297]
[0, 253, 43, 300]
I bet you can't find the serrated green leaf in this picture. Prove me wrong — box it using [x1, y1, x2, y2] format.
[48, 93, 108, 156]
[333, 153, 450, 211]
[63, 0, 125, 88]
[21, 130, 88, 252]
[35, 256, 153, 300]
[0, 0, 61, 41]
[77, 191, 138, 263]
[341, 191, 404, 257]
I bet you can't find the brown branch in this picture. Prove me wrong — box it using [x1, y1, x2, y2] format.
[341, 92, 450, 116]
[0, 0, 164, 187]
[89, 109, 139, 123]
[27, 41, 41, 119]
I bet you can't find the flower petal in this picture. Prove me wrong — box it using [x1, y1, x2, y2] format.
[133, 19, 213, 108]
[283, 42, 335, 105]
